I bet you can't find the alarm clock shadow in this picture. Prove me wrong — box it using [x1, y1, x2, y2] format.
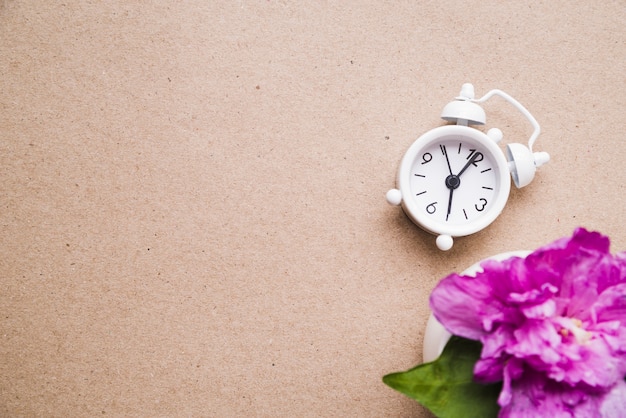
[485, 181, 551, 249]
[386, 204, 521, 270]
[386, 209, 486, 263]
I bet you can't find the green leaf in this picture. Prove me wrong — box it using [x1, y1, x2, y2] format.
[383, 336, 501, 418]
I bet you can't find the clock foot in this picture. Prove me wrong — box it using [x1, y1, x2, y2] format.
[385, 189, 402, 206]
[436, 235, 454, 251]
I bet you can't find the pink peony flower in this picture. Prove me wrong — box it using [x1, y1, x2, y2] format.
[430, 228, 626, 417]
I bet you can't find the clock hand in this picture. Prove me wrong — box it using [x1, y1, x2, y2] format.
[441, 145, 455, 221]
[443, 146, 479, 222]
[456, 152, 481, 177]
[446, 187, 454, 221]
[441, 144, 453, 176]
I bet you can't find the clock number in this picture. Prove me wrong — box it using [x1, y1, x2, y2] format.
[421, 152, 433, 164]
[426, 202, 437, 214]
[466, 149, 484, 166]
[475, 198, 488, 212]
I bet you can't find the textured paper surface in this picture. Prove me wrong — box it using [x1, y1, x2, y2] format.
[1, 1, 625, 416]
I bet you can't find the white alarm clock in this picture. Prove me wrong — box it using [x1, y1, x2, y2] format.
[386, 84, 549, 250]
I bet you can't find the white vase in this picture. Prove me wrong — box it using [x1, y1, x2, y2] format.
[422, 250, 531, 363]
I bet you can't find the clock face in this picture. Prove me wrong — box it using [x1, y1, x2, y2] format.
[410, 138, 498, 224]
[398, 125, 510, 237]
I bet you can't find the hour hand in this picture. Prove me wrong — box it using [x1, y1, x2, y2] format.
[457, 152, 482, 177]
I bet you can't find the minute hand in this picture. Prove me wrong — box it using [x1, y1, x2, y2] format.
[456, 152, 481, 177]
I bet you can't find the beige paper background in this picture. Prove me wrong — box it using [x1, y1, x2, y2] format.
[1, 1, 625, 416]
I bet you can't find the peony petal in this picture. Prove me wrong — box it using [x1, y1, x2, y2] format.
[480, 256, 543, 303]
[558, 338, 624, 388]
[507, 283, 557, 305]
[599, 380, 626, 417]
[562, 254, 617, 320]
[570, 228, 611, 253]
[520, 299, 556, 320]
[497, 358, 539, 416]
[499, 367, 603, 418]
[429, 273, 495, 340]
[588, 252, 626, 295]
[474, 356, 505, 383]
[594, 283, 626, 324]
[497, 358, 525, 409]
[508, 320, 562, 366]
[541, 318, 625, 388]
[520, 228, 610, 306]
[481, 326, 514, 359]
